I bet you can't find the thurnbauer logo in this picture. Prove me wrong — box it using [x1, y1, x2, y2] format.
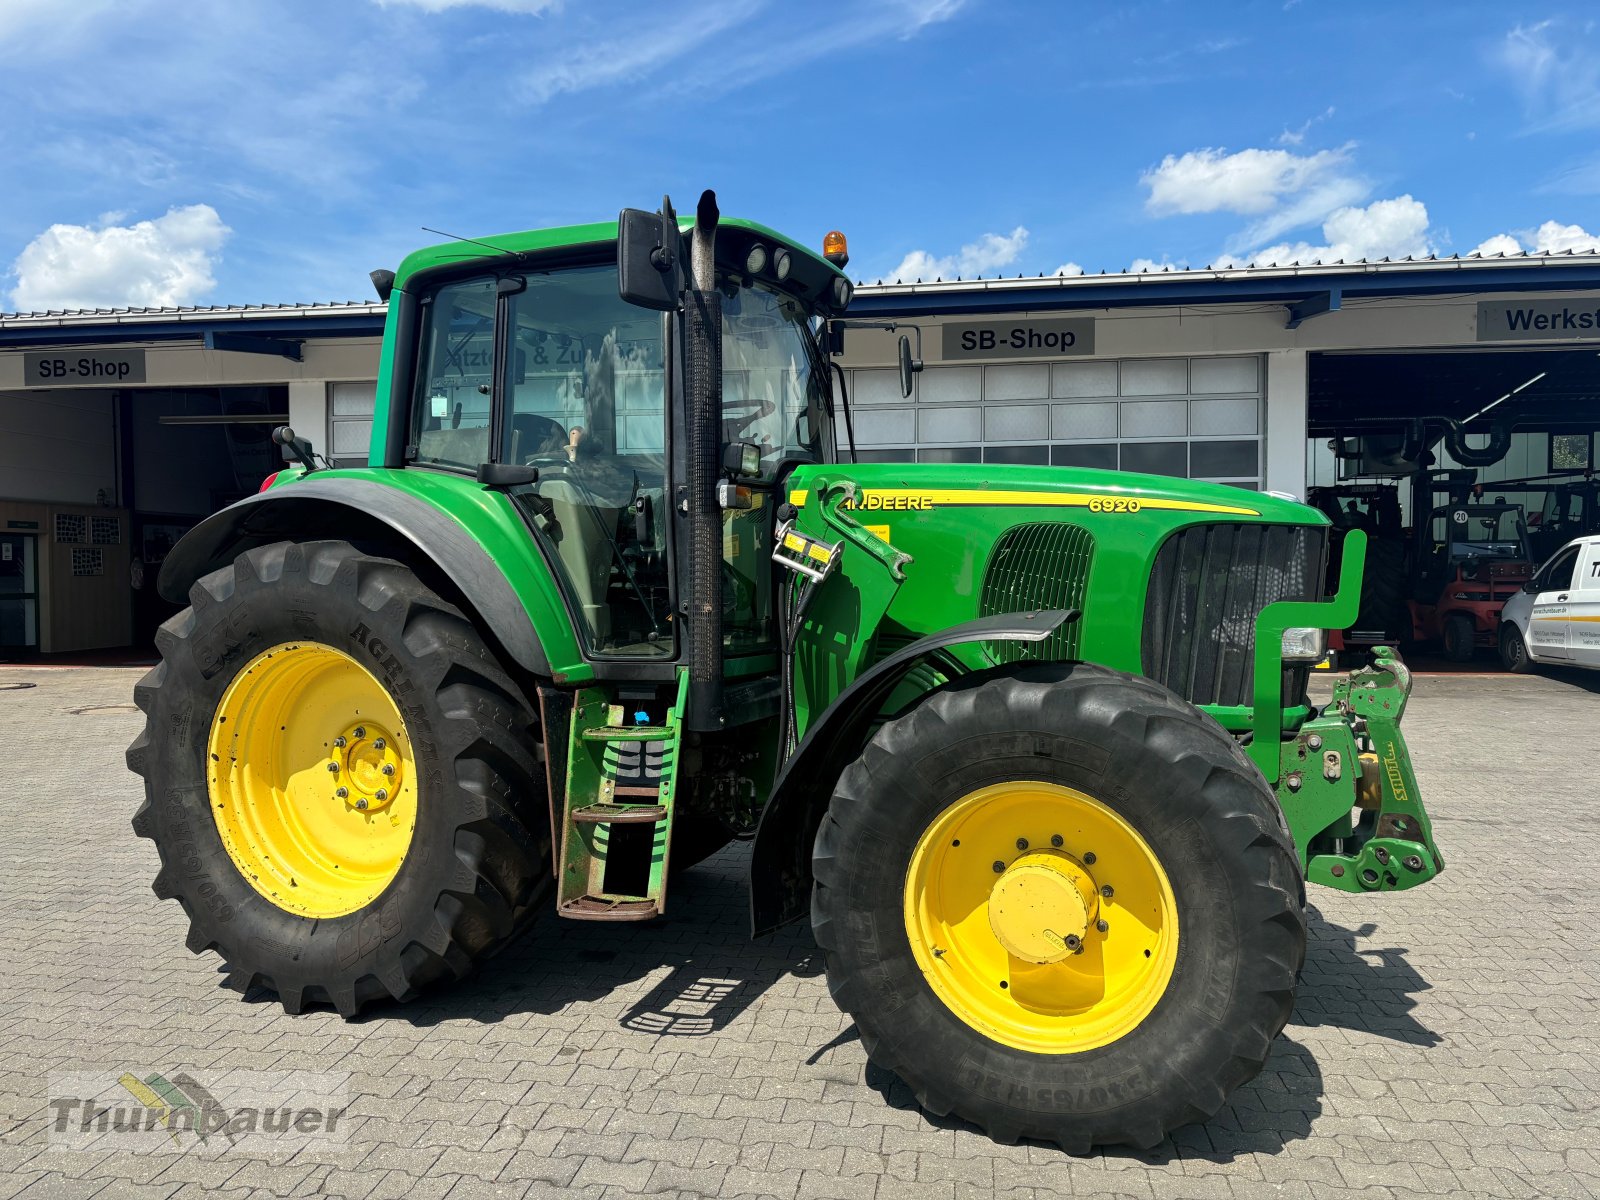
[49, 1070, 348, 1154]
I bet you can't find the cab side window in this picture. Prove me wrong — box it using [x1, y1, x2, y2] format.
[411, 277, 498, 471]
[1539, 547, 1578, 593]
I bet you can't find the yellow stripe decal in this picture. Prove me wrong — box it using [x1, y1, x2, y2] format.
[786, 487, 1258, 516]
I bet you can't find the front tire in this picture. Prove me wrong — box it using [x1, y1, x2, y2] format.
[1443, 612, 1476, 662]
[811, 663, 1304, 1151]
[1499, 622, 1535, 673]
[127, 540, 550, 1016]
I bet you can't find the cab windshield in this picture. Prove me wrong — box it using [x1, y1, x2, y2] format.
[718, 277, 831, 477]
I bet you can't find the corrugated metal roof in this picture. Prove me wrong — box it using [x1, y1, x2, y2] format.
[0, 300, 385, 329]
[853, 248, 1600, 294]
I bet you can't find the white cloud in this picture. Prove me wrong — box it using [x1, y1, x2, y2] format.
[7, 205, 230, 311]
[891, 226, 1029, 280]
[1277, 106, 1336, 147]
[1052, 262, 1084, 277]
[1142, 145, 1359, 217]
[1236, 195, 1432, 266]
[371, 0, 558, 10]
[1471, 233, 1525, 256]
[520, 1, 759, 104]
[1497, 21, 1600, 131]
[1471, 220, 1600, 256]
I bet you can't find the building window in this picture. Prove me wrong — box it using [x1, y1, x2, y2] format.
[328, 382, 378, 466]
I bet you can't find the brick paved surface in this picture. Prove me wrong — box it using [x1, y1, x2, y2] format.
[1, 664, 1597, 1199]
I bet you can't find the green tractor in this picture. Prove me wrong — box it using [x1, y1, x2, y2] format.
[128, 192, 1440, 1150]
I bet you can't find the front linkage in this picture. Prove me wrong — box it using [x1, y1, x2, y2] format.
[1279, 647, 1442, 892]
[1248, 530, 1442, 895]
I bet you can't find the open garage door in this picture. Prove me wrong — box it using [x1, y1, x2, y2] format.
[1306, 346, 1600, 667]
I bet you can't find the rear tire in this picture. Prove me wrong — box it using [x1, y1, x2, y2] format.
[812, 662, 1304, 1151]
[1499, 623, 1535, 674]
[127, 540, 550, 1016]
[1443, 613, 1476, 662]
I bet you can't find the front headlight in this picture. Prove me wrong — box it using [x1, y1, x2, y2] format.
[1281, 627, 1328, 662]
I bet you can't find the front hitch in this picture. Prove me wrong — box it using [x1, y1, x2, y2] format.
[1278, 646, 1442, 893]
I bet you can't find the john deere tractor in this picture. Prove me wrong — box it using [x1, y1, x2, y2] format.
[128, 192, 1440, 1150]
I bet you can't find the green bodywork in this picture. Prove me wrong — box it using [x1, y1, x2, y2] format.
[251, 213, 1441, 911]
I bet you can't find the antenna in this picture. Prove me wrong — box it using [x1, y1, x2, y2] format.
[420, 227, 516, 256]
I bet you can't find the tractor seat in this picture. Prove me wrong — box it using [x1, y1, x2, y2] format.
[512, 412, 569, 461]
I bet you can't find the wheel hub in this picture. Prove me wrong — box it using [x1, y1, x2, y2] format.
[987, 852, 1099, 964]
[334, 722, 402, 811]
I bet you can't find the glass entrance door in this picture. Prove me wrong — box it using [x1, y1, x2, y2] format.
[0, 533, 39, 656]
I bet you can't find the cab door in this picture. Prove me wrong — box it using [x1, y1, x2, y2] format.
[1572, 539, 1600, 667]
[1527, 543, 1580, 662]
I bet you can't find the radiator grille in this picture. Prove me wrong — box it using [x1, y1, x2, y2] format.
[979, 522, 1095, 663]
[1142, 523, 1327, 708]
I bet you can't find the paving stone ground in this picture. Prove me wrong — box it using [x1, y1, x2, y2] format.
[1, 663, 1597, 1199]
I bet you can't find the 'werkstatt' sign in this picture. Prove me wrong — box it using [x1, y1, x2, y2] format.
[1477, 300, 1600, 342]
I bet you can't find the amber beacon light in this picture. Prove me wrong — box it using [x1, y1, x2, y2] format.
[822, 230, 849, 267]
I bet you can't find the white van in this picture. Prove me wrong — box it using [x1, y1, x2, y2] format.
[1499, 534, 1600, 672]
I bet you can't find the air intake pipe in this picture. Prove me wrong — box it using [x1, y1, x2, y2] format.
[683, 190, 724, 727]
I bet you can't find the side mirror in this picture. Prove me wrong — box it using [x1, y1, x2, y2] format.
[1522, 578, 1540, 593]
[898, 334, 923, 398]
[618, 198, 683, 312]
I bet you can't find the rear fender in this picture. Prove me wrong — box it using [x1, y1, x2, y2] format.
[748, 609, 1075, 936]
[157, 476, 550, 675]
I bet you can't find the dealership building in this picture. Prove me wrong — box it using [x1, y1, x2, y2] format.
[3, 251, 1599, 656]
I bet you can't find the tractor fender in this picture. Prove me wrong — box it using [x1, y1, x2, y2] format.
[157, 476, 549, 675]
[748, 608, 1076, 936]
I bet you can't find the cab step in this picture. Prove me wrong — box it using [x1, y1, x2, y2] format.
[556, 673, 688, 920]
[581, 725, 671, 741]
[571, 804, 667, 825]
[558, 896, 661, 921]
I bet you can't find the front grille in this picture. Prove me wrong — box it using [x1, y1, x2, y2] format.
[1142, 523, 1327, 708]
[980, 522, 1095, 663]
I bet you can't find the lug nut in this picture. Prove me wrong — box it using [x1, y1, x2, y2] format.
[1100, 885, 1114, 899]
[1307, 734, 1323, 751]
[382, 763, 396, 777]
[326, 762, 339, 774]
[355, 798, 368, 810]
[333, 736, 346, 749]
[1096, 919, 1109, 933]
[1403, 855, 1424, 871]
[992, 861, 1005, 874]
[1015, 838, 1029, 851]
[375, 788, 389, 801]
[1082, 852, 1097, 866]
[335, 787, 349, 800]
[1050, 834, 1064, 848]
[1286, 772, 1303, 793]
[373, 738, 386, 751]
[353, 726, 366, 739]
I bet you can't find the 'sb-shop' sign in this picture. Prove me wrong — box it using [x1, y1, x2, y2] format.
[942, 318, 1095, 360]
[24, 349, 146, 385]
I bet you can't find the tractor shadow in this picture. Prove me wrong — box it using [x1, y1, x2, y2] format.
[348, 840, 822, 1034]
[861, 903, 1437, 1161]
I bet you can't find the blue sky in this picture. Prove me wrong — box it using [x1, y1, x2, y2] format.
[2, 0, 1599, 311]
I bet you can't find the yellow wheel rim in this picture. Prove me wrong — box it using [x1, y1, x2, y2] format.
[904, 781, 1179, 1054]
[207, 642, 418, 919]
